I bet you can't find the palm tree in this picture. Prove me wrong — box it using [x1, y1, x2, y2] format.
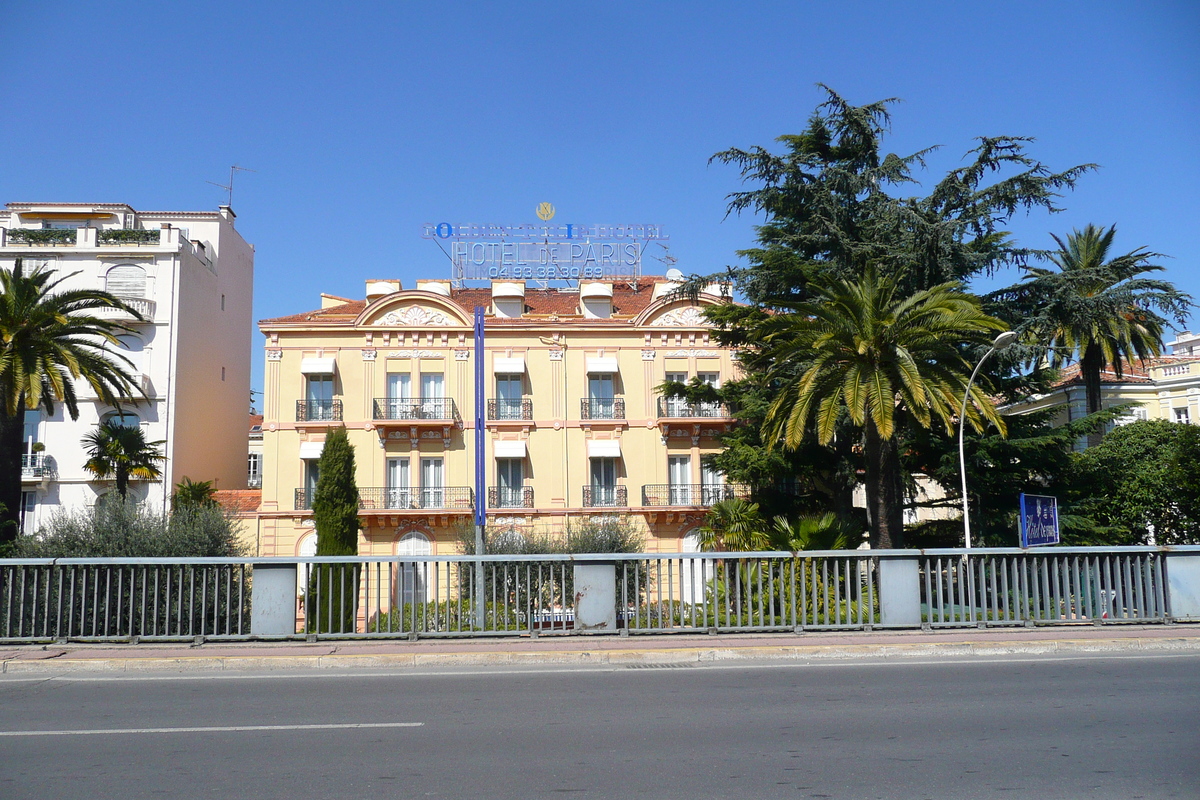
[1017, 224, 1191, 416]
[0, 260, 144, 541]
[763, 266, 1007, 549]
[82, 420, 165, 500]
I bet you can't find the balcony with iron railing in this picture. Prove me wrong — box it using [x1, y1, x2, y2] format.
[296, 399, 343, 422]
[656, 397, 731, 419]
[488, 486, 534, 509]
[487, 398, 533, 421]
[21, 454, 52, 482]
[294, 486, 474, 512]
[641, 483, 744, 507]
[372, 398, 461, 423]
[580, 398, 625, 420]
[582, 484, 627, 508]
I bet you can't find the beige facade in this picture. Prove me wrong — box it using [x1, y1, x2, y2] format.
[256, 277, 740, 559]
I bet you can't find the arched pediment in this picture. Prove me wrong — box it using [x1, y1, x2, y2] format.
[636, 295, 721, 328]
[356, 291, 472, 328]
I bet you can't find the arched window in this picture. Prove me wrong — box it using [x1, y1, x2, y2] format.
[105, 265, 146, 298]
[296, 533, 318, 597]
[396, 531, 431, 605]
[101, 411, 141, 428]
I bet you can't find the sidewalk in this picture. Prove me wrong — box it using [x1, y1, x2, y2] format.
[3, 624, 1199, 675]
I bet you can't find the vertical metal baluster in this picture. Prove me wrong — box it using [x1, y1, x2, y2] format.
[1153, 554, 1167, 621]
[1121, 555, 1134, 620]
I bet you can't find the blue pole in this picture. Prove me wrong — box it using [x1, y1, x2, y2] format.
[473, 307, 485, 627]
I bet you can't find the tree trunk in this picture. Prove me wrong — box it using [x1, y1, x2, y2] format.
[1081, 348, 1104, 448]
[0, 406, 26, 544]
[863, 421, 905, 549]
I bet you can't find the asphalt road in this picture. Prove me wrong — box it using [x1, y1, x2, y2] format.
[1, 653, 1197, 799]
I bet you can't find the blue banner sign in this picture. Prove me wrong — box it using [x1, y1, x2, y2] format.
[1019, 494, 1060, 547]
[422, 222, 667, 281]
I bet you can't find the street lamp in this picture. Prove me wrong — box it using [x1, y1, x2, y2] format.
[959, 330, 1019, 549]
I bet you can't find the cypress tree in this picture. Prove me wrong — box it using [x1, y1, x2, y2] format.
[307, 426, 361, 633]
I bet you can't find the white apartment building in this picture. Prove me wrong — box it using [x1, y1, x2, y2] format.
[0, 202, 255, 533]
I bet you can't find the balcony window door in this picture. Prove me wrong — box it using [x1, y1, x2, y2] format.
[22, 410, 39, 455]
[496, 374, 523, 420]
[420, 457, 444, 508]
[669, 456, 692, 505]
[306, 375, 335, 421]
[590, 457, 617, 505]
[304, 460, 320, 507]
[701, 463, 726, 504]
[589, 373, 615, 419]
[496, 457, 524, 507]
[698, 372, 721, 416]
[421, 373, 444, 418]
[386, 373, 411, 419]
[665, 372, 688, 416]
[386, 457, 410, 509]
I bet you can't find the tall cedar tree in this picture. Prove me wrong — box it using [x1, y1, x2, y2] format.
[683, 86, 1093, 541]
[308, 426, 360, 633]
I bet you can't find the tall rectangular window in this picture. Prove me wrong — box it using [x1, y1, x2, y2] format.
[590, 458, 617, 505]
[664, 371, 688, 416]
[668, 456, 692, 505]
[495, 374, 523, 419]
[386, 457, 410, 509]
[496, 458, 524, 507]
[588, 373, 615, 418]
[385, 373, 412, 419]
[421, 373, 445, 418]
[420, 457, 444, 508]
[247, 453, 262, 488]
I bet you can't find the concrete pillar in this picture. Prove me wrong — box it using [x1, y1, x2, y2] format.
[573, 562, 617, 631]
[252, 563, 299, 635]
[878, 556, 922, 627]
[1167, 553, 1200, 621]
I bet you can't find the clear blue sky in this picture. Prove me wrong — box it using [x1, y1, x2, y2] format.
[3, 1, 1196, 398]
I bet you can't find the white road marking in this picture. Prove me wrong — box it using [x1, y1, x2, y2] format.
[0, 722, 423, 737]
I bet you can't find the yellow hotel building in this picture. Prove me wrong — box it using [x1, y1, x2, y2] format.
[255, 277, 740, 560]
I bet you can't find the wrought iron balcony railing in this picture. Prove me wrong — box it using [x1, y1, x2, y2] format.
[21, 454, 50, 479]
[656, 397, 730, 418]
[580, 398, 625, 420]
[641, 483, 744, 507]
[372, 398, 461, 422]
[487, 398, 533, 421]
[582, 484, 627, 507]
[296, 399, 342, 422]
[488, 486, 534, 508]
[295, 486, 474, 511]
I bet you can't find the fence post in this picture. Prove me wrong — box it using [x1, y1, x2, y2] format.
[1166, 553, 1200, 622]
[878, 555, 921, 627]
[251, 563, 299, 636]
[573, 561, 617, 631]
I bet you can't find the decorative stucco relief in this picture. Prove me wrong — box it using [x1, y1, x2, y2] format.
[374, 306, 456, 327]
[651, 307, 710, 327]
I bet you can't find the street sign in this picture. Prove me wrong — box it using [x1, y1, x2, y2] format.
[1019, 494, 1060, 547]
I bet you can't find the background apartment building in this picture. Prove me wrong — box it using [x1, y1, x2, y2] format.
[256, 277, 740, 560]
[0, 202, 255, 532]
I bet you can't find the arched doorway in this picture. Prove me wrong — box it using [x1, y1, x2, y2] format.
[395, 531, 431, 606]
[680, 529, 714, 606]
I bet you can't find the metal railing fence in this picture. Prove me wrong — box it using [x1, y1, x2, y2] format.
[2, 559, 250, 641]
[296, 399, 342, 422]
[920, 549, 1168, 626]
[3, 548, 1195, 643]
[372, 398, 460, 422]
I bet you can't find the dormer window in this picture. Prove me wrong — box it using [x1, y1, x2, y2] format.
[580, 281, 613, 319]
[491, 281, 525, 318]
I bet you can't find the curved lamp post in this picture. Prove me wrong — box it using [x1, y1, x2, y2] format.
[959, 330, 1019, 549]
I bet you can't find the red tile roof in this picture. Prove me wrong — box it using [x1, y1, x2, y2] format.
[1049, 356, 1200, 388]
[214, 489, 260, 515]
[259, 277, 679, 326]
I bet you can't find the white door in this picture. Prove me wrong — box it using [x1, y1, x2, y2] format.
[679, 530, 713, 606]
[386, 373, 411, 419]
[421, 373, 444, 418]
[669, 456, 692, 505]
[698, 372, 720, 416]
[665, 371, 688, 416]
[420, 457, 444, 508]
[496, 374, 522, 419]
[589, 374, 615, 418]
[395, 532, 431, 606]
[386, 457, 410, 509]
[701, 463, 725, 504]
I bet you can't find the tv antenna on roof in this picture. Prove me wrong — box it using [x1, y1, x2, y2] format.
[207, 165, 257, 208]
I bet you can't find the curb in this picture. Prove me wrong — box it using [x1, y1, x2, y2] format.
[5, 635, 1200, 674]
